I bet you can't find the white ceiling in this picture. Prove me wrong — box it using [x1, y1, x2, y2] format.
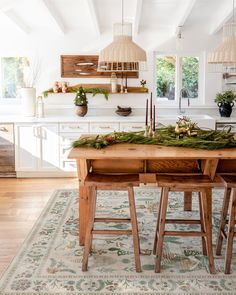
[0, 0, 234, 40]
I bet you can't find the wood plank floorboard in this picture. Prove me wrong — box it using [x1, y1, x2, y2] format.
[0, 178, 78, 276]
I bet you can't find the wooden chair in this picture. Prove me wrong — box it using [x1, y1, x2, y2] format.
[82, 174, 142, 272]
[216, 175, 236, 274]
[153, 174, 216, 274]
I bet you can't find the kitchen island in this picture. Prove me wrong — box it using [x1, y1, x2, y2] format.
[68, 143, 236, 245]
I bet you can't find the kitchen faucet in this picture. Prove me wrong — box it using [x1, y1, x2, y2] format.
[179, 88, 190, 114]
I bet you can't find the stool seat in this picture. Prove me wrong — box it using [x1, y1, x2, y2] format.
[156, 175, 214, 190]
[219, 175, 236, 188]
[85, 174, 140, 188]
[154, 174, 215, 274]
[82, 173, 141, 272]
[216, 174, 236, 274]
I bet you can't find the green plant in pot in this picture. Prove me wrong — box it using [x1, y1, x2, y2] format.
[215, 90, 236, 117]
[74, 87, 88, 117]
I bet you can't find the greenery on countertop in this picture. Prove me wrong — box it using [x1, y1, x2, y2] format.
[72, 126, 236, 150]
[42, 86, 109, 100]
[215, 90, 236, 104]
[74, 86, 88, 106]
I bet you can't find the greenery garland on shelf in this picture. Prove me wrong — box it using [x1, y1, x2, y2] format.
[72, 125, 236, 150]
[42, 87, 109, 100]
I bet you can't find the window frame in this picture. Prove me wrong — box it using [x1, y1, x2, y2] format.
[0, 56, 24, 104]
[153, 51, 204, 106]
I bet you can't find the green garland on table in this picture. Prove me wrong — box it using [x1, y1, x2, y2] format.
[72, 126, 236, 150]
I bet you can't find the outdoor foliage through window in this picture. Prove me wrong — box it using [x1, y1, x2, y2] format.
[1, 57, 24, 98]
[156, 54, 199, 101]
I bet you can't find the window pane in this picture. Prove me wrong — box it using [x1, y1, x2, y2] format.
[1, 57, 24, 98]
[181, 56, 199, 98]
[156, 55, 176, 100]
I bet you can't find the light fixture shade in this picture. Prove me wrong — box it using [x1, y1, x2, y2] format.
[208, 23, 236, 72]
[98, 23, 147, 72]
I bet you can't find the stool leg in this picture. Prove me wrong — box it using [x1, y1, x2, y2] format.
[216, 187, 231, 256]
[201, 189, 215, 274]
[153, 188, 163, 255]
[198, 192, 207, 256]
[128, 186, 142, 272]
[155, 187, 169, 273]
[82, 186, 97, 272]
[225, 188, 236, 274]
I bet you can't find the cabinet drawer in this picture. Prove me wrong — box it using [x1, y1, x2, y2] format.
[59, 123, 89, 133]
[90, 122, 119, 134]
[120, 122, 145, 132]
[59, 133, 82, 145]
[60, 146, 72, 158]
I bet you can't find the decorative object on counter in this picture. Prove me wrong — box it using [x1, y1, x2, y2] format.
[140, 79, 147, 92]
[21, 57, 40, 117]
[61, 81, 69, 93]
[52, 81, 61, 93]
[145, 92, 156, 137]
[207, 0, 236, 73]
[110, 72, 117, 93]
[175, 116, 198, 138]
[124, 73, 128, 93]
[36, 96, 44, 118]
[215, 90, 236, 117]
[74, 87, 88, 117]
[61, 55, 138, 78]
[97, 0, 147, 72]
[42, 84, 109, 100]
[73, 118, 236, 150]
[115, 105, 132, 116]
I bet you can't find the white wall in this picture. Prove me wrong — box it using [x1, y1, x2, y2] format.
[0, 26, 225, 114]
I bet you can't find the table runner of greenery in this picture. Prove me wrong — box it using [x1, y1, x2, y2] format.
[72, 125, 236, 150]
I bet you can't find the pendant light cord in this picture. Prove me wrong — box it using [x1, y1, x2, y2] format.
[122, 0, 124, 25]
[233, 0, 235, 23]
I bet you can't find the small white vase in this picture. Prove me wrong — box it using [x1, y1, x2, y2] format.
[21, 87, 36, 116]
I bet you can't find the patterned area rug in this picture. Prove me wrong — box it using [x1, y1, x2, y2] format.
[0, 188, 236, 295]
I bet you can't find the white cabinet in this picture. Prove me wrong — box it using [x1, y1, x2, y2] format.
[120, 122, 145, 132]
[59, 123, 89, 172]
[15, 123, 59, 172]
[90, 122, 119, 134]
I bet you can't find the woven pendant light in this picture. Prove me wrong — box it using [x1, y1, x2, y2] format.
[208, 0, 236, 73]
[98, 1, 147, 72]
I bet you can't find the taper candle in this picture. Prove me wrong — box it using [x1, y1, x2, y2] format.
[150, 94, 152, 120]
[145, 98, 148, 126]
[153, 105, 155, 131]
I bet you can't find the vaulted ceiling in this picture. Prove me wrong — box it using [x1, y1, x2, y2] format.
[0, 0, 234, 48]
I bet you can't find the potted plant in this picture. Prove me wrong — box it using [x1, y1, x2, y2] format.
[215, 90, 236, 117]
[74, 87, 88, 117]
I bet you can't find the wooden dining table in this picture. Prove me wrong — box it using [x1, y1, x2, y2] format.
[68, 143, 236, 245]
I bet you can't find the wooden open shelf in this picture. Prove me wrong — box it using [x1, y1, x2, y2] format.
[70, 84, 148, 94]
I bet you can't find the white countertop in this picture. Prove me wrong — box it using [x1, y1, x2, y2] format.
[0, 114, 235, 123]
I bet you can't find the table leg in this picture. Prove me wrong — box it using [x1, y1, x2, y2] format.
[79, 185, 89, 246]
[184, 192, 192, 211]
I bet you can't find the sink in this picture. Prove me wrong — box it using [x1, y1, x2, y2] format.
[156, 114, 215, 129]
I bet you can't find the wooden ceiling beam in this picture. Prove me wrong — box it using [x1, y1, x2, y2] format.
[174, 0, 197, 34]
[41, 0, 66, 34]
[86, 0, 101, 36]
[209, 2, 236, 35]
[4, 9, 30, 34]
[133, 0, 143, 36]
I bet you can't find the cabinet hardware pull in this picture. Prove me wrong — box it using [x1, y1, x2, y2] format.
[131, 126, 143, 129]
[69, 126, 81, 129]
[0, 127, 8, 132]
[99, 126, 111, 129]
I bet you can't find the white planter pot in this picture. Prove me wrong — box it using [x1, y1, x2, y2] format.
[21, 87, 36, 116]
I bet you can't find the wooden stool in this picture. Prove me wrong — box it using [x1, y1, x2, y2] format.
[82, 174, 142, 272]
[153, 174, 215, 274]
[216, 175, 236, 274]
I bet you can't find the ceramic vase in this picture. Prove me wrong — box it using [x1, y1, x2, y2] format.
[75, 105, 88, 117]
[217, 102, 234, 117]
[21, 87, 36, 116]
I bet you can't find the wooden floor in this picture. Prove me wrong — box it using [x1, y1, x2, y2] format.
[0, 177, 78, 277]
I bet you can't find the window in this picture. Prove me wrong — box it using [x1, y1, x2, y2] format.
[0, 57, 24, 99]
[155, 53, 200, 103]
